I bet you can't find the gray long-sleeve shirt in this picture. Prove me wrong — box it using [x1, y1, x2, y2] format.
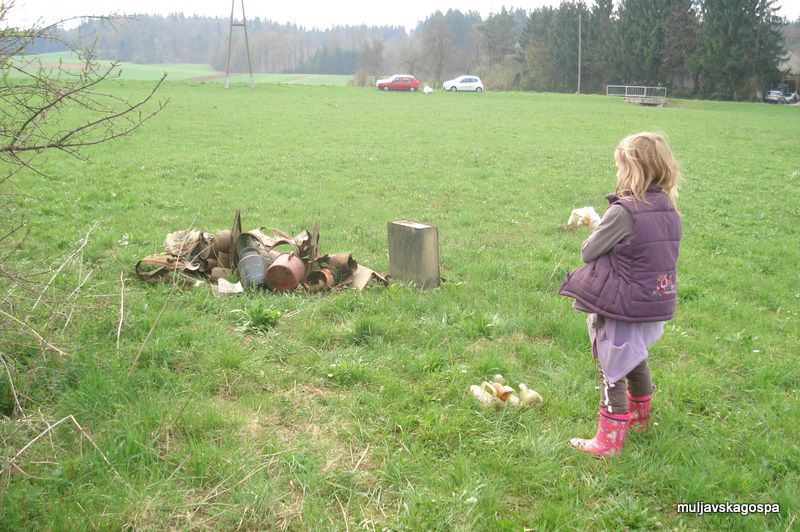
[580, 204, 634, 263]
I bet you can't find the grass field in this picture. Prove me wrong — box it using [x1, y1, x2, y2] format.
[1, 78, 799, 530]
[16, 52, 351, 84]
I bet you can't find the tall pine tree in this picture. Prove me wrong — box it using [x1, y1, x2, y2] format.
[699, 0, 785, 99]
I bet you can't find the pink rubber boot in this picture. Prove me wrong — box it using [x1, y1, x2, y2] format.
[569, 410, 630, 457]
[626, 391, 652, 432]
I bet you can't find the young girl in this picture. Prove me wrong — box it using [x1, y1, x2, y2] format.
[559, 132, 682, 457]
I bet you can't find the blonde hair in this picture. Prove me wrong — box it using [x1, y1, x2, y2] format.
[614, 132, 681, 209]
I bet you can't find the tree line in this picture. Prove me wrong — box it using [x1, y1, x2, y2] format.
[39, 1, 795, 100]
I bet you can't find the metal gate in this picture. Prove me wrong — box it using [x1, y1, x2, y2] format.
[606, 85, 667, 106]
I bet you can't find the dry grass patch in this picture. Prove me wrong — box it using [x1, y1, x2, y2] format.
[274, 479, 306, 529]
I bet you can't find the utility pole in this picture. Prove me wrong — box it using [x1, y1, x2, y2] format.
[577, 13, 582, 94]
[225, 0, 255, 89]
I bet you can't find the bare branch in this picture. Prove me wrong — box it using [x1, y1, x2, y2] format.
[8, 415, 122, 481]
[0, 75, 169, 155]
[0, 7, 168, 172]
[0, 5, 166, 430]
[29, 221, 98, 313]
[116, 271, 124, 350]
[128, 212, 200, 376]
[1, 4, 167, 355]
[0, 352, 23, 417]
[4, 64, 120, 152]
[0, 308, 65, 356]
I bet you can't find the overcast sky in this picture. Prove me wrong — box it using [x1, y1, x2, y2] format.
[6, 1, 800, 31]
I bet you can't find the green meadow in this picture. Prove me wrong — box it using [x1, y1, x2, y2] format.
[16, 52, 351, 84]
[2, 78, 799, 530]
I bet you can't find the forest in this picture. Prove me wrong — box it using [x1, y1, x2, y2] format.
[34, 0, 798, 100]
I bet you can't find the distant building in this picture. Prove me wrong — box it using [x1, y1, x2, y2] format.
[779, 50, 800, 91]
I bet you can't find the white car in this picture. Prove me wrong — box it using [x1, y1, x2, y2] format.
[764, 90, 785, 103]
[443, 75, 483, 92]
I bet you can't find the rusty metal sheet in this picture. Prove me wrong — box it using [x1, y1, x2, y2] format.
[348, 265, 389, 291]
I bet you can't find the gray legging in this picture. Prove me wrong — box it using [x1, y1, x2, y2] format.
[597, 359, 653, 414]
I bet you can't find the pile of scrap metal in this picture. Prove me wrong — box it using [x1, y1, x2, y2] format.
[136, 211, 387, 294]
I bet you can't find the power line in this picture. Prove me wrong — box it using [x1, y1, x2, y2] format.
[225, 0, 255, 89]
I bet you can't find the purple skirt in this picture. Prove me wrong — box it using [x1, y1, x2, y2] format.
[587, 314, 664, 383]
[574, 301, 664, 383]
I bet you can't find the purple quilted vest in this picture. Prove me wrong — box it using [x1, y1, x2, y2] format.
[559, 185, 682, 322]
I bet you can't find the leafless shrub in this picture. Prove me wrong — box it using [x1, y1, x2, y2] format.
[0, 0, 168, 416]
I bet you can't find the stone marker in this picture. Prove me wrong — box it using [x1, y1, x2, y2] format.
[387, 220, 440, 289]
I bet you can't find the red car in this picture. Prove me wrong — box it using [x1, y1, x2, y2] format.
[376, 74, 420, 91]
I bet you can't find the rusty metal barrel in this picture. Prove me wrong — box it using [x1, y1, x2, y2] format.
[266, 254, 306, 292]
